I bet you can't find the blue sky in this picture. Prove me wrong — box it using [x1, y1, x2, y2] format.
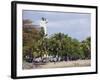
[23, 10, 91, 41]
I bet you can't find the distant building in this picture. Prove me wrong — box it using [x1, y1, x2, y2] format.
[23, 18, 48, 34]
[23, 22, 41, 32]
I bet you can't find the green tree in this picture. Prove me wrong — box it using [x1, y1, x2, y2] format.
[23, 19, 42, 60]
[81, 37, 91, 59]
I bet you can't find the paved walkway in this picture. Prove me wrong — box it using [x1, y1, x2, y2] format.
[22, 60, 91, 69]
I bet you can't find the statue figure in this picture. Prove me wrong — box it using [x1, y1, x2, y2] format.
[40, 17, 48, 35]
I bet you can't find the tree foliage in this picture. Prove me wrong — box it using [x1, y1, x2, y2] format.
[23, 19, 91, 61]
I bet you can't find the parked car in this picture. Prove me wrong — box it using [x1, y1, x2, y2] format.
[49, 57, 58, 62]
[25, 55, 33, 63]
[42, 58, 49, 63]
[33, 57, 42, 63]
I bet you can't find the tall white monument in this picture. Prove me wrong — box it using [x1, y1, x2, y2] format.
[40, 17, 48, 35]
